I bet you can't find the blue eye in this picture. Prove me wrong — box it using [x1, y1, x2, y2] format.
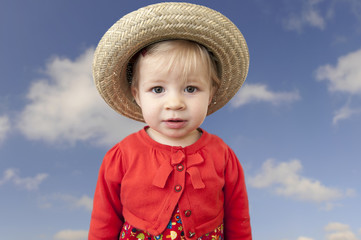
[152, 86, 164, 93]
[185, 86, 197, 93]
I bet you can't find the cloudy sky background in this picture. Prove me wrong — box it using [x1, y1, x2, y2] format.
[1, 0, 360, 239]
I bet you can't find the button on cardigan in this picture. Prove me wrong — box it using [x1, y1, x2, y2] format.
[89, 127, 252, 240]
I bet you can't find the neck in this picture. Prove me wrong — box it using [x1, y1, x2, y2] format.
[146, 128, 201, 147]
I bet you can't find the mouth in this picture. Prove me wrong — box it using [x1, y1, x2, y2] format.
[163, 118, 187, 128]
[165, 118, 185, 123]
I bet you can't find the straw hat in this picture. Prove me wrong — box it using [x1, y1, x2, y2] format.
[93, 2, 249, 122]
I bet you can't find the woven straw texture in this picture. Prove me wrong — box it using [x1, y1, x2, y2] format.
[93, 2, 249, 122]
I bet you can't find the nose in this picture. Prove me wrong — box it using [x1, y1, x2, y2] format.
[164, 93, 186, 110]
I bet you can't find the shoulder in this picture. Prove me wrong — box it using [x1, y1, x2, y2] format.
[201, 129, 232, 152]
[102, 128, 145, 171]
[107, 128, 145, 153]
[201, 129, 241, 165]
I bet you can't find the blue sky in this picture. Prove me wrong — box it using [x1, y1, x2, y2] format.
[1, 0, 361, 239]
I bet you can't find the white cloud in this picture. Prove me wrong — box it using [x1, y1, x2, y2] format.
[75, 195, 93, 211]
[248, 159, 351, 204]
[315, 48, 361, 124]
[331, 35, 348, 45]
[283, 0, 361, 32]
[320, 202, 343, 211]
[326, 231, 358, 240]
[343, 0, 361, 24]
[297, 237, 314, 240]
[231, 83, 300, 107]
[39, 193, 93, 211]
[53, 230, 88, 240]
[0, 115, 10, 144]
[316, 48, 361, 94]
[324, 222, 358, 240]
[0, 168, 48, 191]
[332, 103, 361, 125]
[17, 47, 144, 147]
[283, 0, 326, 32]
[325, 222, 352, 232]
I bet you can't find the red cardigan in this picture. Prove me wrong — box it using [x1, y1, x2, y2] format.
[89, 127, 252, 239]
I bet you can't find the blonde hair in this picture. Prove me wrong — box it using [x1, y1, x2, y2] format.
[131, 40, 220, 90]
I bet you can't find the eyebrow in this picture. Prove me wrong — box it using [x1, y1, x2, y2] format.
[143, 78, 167, 85]
[185, 76, 210, 84]
[142, 78, 167, 85]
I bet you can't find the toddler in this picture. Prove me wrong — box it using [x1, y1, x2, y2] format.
[89, 2, 251, 240]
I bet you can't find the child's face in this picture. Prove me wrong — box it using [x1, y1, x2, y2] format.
[132, 53, 213, 146]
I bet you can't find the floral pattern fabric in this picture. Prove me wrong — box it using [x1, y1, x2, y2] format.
[120, 207, 223, 240]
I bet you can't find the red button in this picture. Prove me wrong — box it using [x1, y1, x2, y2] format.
[184, 210, 192, 217]
[176, 164, 184, 172]
[174, 185, 182, 192]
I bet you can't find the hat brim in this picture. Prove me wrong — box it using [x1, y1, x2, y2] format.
[93, 2, 249, 122]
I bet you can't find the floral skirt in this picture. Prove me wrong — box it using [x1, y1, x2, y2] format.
[119, 207, 224, 240]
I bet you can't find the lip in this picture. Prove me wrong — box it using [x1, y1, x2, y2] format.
[163, 118, 187, 129]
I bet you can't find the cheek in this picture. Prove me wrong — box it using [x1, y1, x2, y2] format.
[191, 96, 211, 115]
[138, 101, 158, 120]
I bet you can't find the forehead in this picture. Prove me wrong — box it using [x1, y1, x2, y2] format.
[138, 56, 209, 87]
[139, 46, 211, 81]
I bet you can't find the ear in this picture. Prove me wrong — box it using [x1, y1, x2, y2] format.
[131, 86, 141, 106]
[208, 86, 217, 105]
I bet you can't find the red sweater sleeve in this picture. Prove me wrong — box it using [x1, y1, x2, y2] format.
[89, 144, 124, 240]
[223, 148, 252, 240]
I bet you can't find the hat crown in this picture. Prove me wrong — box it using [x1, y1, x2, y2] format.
[93, 2, 249, 122]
